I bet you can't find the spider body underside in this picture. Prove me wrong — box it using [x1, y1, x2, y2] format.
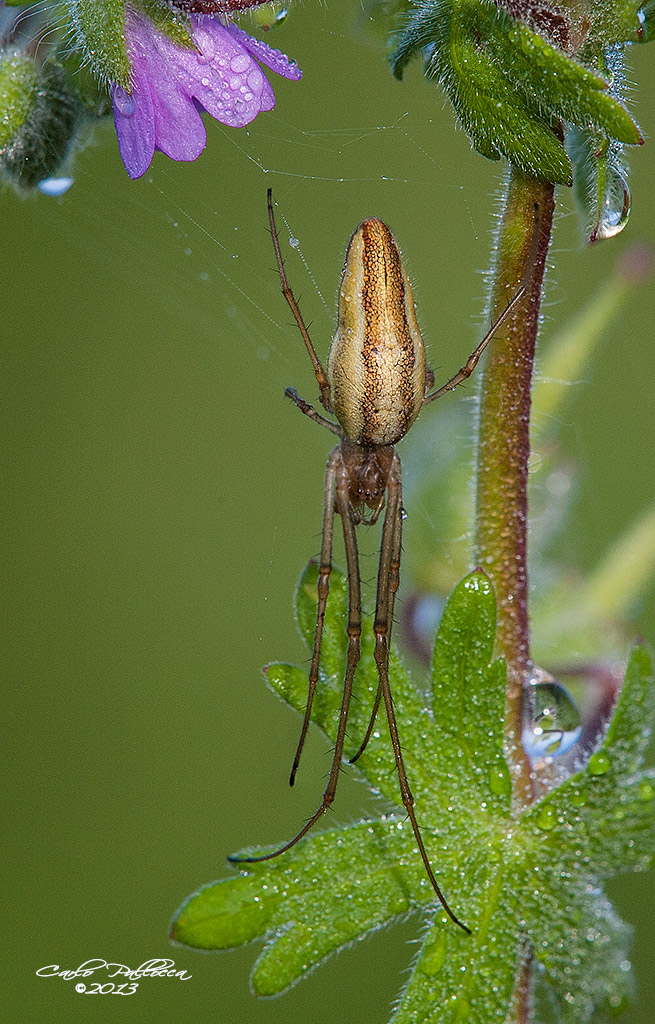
[229, 190, 530, 935]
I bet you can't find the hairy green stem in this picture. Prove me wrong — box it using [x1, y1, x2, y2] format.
[475, 168, 555, 809]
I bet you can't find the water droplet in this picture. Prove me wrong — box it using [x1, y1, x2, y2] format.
[113, 86, 135, 117]
[247, 68, 263, 92]
[37, 176, 74, 197]
[537, 805, 557, 831]
[420, 943, 446, 976]
[590, 165, 631, 242]
[488, 763, 511, 798]
[201, 77, 210, 88]
[522, 668, 582, 759]
[289, 236, 299, 249]
[588, 751, 611, 776]
[638, 779, 654, 801]
[230, 53, 250, 74]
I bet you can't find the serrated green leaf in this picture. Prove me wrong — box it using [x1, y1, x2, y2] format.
[524, 646, 655, 877]
[173, 571, 655, 1022]
[528, 887, 633, 1024]
[174, 821, 433, 995]
[430, 571, 512, 809]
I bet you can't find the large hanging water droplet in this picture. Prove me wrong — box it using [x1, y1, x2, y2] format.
[590, 164, 631, 242]
[37, 176, 74, 197]
[522, 668, 582, 760]
[113, 86, 135, 118]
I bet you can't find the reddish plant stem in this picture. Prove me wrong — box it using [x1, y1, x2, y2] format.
[475, 169, 555, 809]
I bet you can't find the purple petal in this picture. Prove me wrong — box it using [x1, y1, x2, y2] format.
[112, 82, 155, 180]
[223, 23, 303, 81]
[171, 21, 272, 128]
[140, 34, 207, 160]
[113, 9, 302, 178]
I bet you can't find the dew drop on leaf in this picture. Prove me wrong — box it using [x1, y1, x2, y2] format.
[536, 805, 557, 831]
[488, 763, 511, 798]
[588, 751, 611, 776]
[590, 164, 631, 242]
[521, 668, 582, 760]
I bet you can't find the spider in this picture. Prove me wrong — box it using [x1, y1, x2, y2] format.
[230, 189, 530, 933]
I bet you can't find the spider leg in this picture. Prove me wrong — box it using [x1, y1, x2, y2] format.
[423, 202, 540, 407]
[289, 446, 339, 785]
[229, 453, 362, 865]
[348, 488, 401, 765]
[268, 189, 332, 412]
[422, 283, 527, 405]
[285, 387, 342, 437]
[373, 454, 470, 934]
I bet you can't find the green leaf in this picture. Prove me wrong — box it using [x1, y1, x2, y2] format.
[390, 0, 643, 185]
[172, 568, 655, 1023]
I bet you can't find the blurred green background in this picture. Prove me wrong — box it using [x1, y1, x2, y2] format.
[3, 3, 654, 1021]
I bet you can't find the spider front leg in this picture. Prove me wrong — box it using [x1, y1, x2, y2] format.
[268, 188, 332, 414]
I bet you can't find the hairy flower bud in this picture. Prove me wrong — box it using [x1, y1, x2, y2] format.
[0, 56, 83, 192]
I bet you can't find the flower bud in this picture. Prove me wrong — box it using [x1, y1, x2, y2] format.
[0, 50, 37, 150]
[69, 0, 131, 88]
[0, 57, 83, 192]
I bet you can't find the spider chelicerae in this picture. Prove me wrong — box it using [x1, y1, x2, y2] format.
[230, 190, 530, 933]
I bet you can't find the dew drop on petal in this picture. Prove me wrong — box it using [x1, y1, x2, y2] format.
[201, 35, 215, 61]
[230, 53, 251, 74]
[522, 668, 582, 760]
[113, 86, 135, 117]
[247, 68, 264, 92]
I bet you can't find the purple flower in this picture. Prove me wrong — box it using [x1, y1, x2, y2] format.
[112, 8, 301, 179]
